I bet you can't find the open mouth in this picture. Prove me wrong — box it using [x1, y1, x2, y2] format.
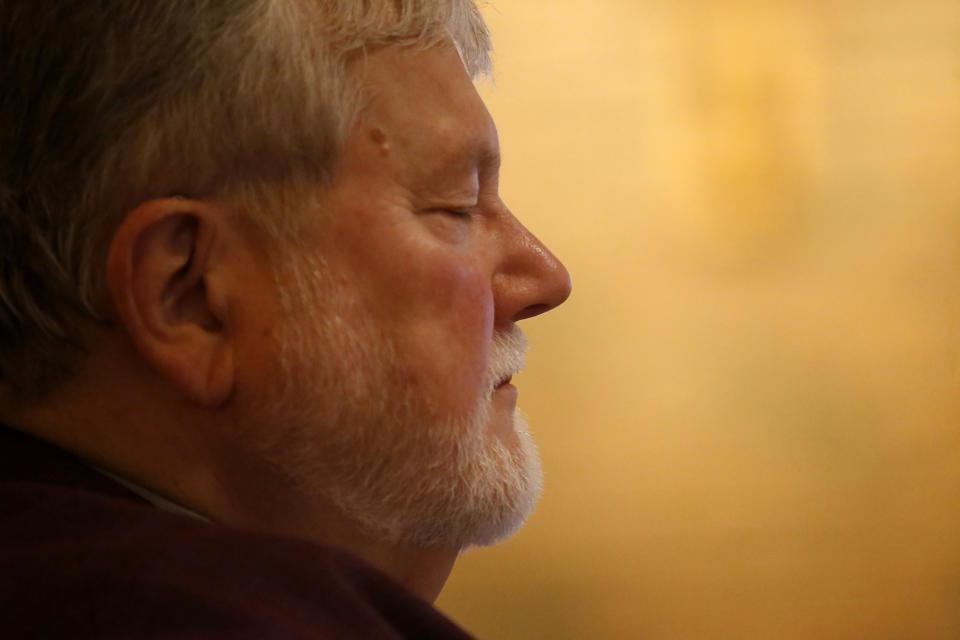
[495, 375, 513, 389]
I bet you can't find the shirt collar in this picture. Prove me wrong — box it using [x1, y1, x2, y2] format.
[90, 465, 211, 523]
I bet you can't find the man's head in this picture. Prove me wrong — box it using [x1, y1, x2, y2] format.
[0, 0, 570, 583]
[0, 0, 491, 397]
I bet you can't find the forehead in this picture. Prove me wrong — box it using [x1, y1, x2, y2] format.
[351, 43, 499, 180]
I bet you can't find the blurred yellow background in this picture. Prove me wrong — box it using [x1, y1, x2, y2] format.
[436, 1, 960, 638]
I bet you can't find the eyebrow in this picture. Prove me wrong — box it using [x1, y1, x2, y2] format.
[449, 138, 500, 177]
[477, 146, 502, 174]
[422, 132, 501, 187]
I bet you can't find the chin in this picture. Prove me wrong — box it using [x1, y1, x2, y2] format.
[396, 409, 544, 550]
[327, 403, 544, 551]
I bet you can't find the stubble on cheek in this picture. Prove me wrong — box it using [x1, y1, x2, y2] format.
[247, 247, 540, 548]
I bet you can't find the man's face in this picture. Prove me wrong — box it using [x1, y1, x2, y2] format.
[248, 43, 570, 548]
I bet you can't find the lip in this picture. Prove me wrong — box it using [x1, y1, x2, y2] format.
[493, 380, 519, 414]
[495, 376, 513, 389]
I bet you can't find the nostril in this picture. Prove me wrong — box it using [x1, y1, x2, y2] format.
[514, 303, 551, 321]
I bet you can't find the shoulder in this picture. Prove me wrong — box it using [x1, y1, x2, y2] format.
[0, 439, 473, 640]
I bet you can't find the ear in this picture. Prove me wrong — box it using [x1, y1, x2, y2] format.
[106, 198, 234, 408]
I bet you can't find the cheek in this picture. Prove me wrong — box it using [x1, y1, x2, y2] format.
[434, 266, 494, 409]
[436, 260, 491, 327]
[443, 263, 494, 362]
[392, 259, 495, 410]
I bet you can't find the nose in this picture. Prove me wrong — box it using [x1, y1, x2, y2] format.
[493, 210, 572, 324]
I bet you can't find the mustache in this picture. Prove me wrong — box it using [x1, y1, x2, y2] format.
[486, 325, 528, 390]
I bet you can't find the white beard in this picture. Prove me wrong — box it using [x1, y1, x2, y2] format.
[253, 252, 543, 549]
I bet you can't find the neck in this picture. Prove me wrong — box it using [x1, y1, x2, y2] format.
[207, 466, 462, 602]
[335, 536, 459, 602]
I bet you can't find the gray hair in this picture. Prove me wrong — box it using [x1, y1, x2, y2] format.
[0, 0, 491, 399]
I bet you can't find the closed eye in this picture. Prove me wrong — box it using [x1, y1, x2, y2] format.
[443, 208, 473, 221]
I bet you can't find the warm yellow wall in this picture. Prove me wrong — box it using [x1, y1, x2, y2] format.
[437, 1, 960, 638]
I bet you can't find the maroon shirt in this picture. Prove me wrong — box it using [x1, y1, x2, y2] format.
[0, 426, 475, 639]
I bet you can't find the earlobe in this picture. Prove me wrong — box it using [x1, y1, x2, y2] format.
[106, 199, 235, 408]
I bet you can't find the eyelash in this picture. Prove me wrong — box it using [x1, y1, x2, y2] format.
[445, 208, 473, 221]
